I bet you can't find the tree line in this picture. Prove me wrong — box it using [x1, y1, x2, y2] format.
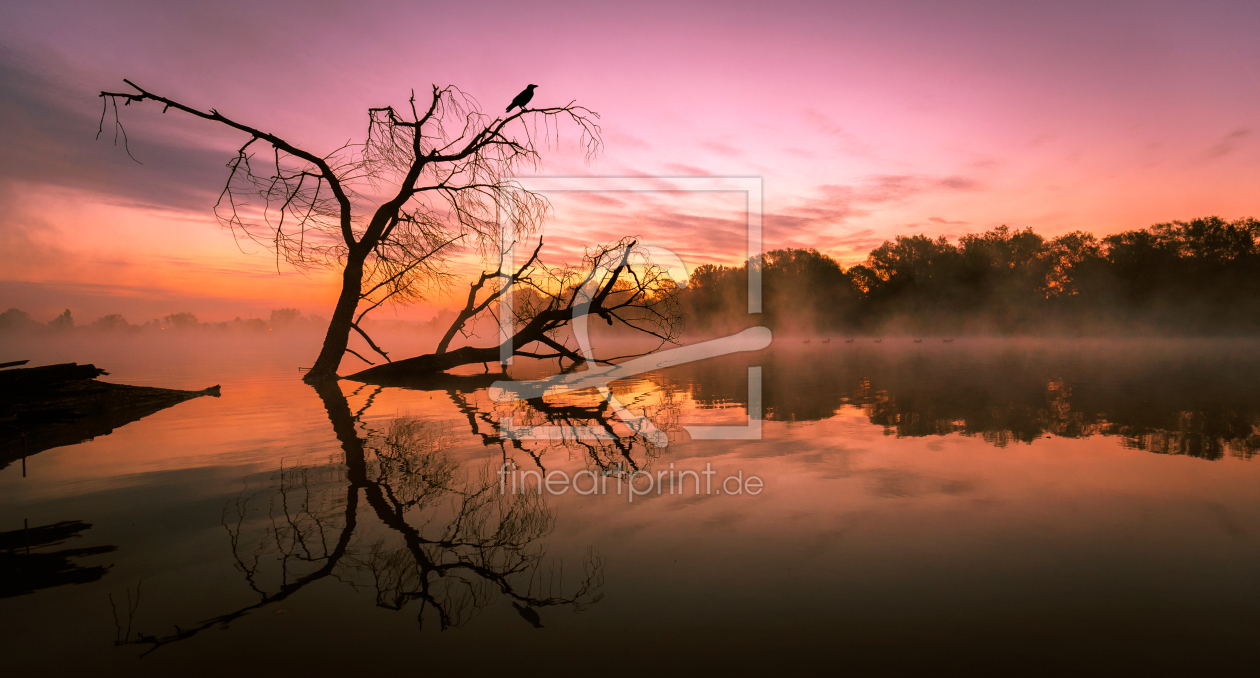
[682, 216, 1260, 335]
[0, 308, 326, 334]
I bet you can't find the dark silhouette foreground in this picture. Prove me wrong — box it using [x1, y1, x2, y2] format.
[0, 520, 116, 598]
[99, 80, 600, 384]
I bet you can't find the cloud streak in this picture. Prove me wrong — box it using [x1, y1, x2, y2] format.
[0, 47, 234, 214]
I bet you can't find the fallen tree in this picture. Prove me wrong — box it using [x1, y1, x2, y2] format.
[348, 237, 684, 384]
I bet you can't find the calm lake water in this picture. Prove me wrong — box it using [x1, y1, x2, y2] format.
[2, 334, 1259, 676]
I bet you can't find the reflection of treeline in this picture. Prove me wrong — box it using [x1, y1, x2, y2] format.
[684, 216, 1260, 334]
[0, 307, 327, 334]
[666, 341, 1260, 460]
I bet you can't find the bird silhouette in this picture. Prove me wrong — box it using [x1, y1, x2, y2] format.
[512, 602, 544, 628]
[507, 84, 538, 113]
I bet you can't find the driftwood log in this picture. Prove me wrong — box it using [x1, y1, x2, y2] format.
[0, 362, 220, 472]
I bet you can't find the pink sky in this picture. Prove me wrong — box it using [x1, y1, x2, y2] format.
[1, 0, 1258, 323]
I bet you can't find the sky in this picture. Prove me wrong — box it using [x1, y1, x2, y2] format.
[1, 0, 1258, 323]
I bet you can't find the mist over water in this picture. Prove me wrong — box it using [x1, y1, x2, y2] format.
[2, 333, 1259, 674]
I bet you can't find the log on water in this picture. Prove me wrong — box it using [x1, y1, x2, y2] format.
[0, 362, 107, 390]
[346, 345, 504, 385]
[0, 362, 220, 471]
[344, 370, 505, 392]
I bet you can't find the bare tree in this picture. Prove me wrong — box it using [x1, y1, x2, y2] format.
[98, 80, 600, 383]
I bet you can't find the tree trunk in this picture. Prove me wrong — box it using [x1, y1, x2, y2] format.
[304, 255, 366, 384]
[344, 345, 502, 385]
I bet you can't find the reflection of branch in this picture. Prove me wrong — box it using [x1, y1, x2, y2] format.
[110, 581, 142, 646]
[462, 381, 677, 476]
[115, 380, 602, 653]
[119, 479, 360, 655]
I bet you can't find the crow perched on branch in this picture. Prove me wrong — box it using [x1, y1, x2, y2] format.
[506, 84, 538, 113]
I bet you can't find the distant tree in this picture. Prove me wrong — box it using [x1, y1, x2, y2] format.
[865, 234, 959, 286]
[680, 248, 858, 335]
[956, 226, 1050, 330]
[100, 80, 601, 383]
[232, 317, 269, 332]
[1100, 216, 1260, 328]
[90, 314, 133, 331]
[0, 308, 38, 332]
[269, 308, 303, 327]
[163, 312, 200, 330]
[1043, 231, 1102, 298]
[48, 309, 74, 332]
[760, 248, 859, 333]
[863, 235, 962, 317]
[680, 263, 745, 332]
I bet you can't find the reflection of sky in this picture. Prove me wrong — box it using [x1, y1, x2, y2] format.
[4, 336, 1259, 672]
[2, 0, 1259, 321]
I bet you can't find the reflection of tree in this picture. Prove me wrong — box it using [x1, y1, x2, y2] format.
[114, 382, 603, 654]
[676, 346, 1260, 460]
[446, 376, 677, 476]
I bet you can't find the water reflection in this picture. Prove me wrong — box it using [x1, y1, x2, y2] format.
[0, 520, 116, 598]
[3, 338, 1260, 673]
[112, 382, 603, 653]
[351, 371, 672, 475]
[671, 341, 1260, 460]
